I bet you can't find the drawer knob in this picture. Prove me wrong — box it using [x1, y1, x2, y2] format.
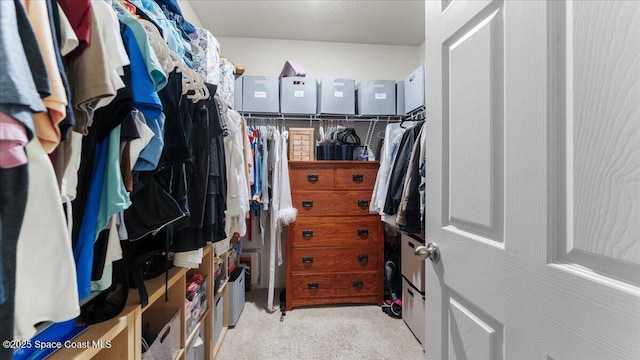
[307, 174, 319, 182]
[307, 282, 319, 290]
[302, 230, 314, 238]
[357, 199, 369, 207]
[352, 280, 364, 288]
[357, 254, 369, 263]
[357, 229, 369, 236]
[352, 174, 364, 182]
[302, 256, 314, 264]
[302, 200, 314, 208]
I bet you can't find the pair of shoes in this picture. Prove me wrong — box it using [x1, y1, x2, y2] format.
[381, 298, 402, 319]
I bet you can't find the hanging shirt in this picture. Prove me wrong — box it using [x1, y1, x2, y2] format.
[57, 0, 91, 62]
[110, 0, 167, 91]
[24, 0, 68, 153]
[14, 138, 80, 341]
[0, 112, 28, 169]
[91, 0, 131, 110]
[121, 24, 163, 119]
[128, 0, 186, 58]
[56, 3, 79, 57]
[66, 6, 118, 135]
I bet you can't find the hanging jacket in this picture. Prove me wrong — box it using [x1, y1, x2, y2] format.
[383, 123, 423, 217]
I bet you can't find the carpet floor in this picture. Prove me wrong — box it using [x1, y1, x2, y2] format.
[217, 289, 425, 360]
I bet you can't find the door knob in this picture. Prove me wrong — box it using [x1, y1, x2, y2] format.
[414, 243, 440, 263]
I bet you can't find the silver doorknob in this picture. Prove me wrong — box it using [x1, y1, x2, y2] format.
[414, 243, 440, 262]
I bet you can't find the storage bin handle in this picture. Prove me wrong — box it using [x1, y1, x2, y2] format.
[357, 254, 369, 263]
[302, 256, 314, 264]
[352, 280, 364, 288]
[408, 241, 415, 248]
[357, 200, 369, 207]
[307, 282, 319, 290]
[352, 174, 364, 182]
[307, 174, 319, 182]
[302, 200, 314, 208]
[357, 229, 369, 236]
[302, 230, 314, 237]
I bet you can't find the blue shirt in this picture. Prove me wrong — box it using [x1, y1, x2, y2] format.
[122, 25, 163, 120]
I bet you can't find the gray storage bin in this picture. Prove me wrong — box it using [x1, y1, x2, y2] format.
[234, 77, 243, 111]
[239, 75, 279, 113]
[227, 267, 246, 326]
[396, 81, 405, 115]
[317, 78, 355, 115]
[356, 80, 396, 115]
[404, 64, 425, 112]
[280, 77, 317, 114]
[213, 296, 223, 346]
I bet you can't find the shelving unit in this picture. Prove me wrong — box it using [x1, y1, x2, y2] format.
[46, 244, 232, 360]
[239, 105, 425, 123]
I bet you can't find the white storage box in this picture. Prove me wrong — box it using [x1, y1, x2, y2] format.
[228, 267, 246, 326]
[396, 81, 405, 115]
[317, 78, 355, 115]
[400, 233, 425, 292]
[238, 75, 279, 113]
[142, 309, 181, 360]
[356, 80, 396, 115]
[280, 77, 317, 114]
[402, 277, 426, 349]
[213, 296, 223, 345]
[234, 76, 243, 111]
[404, 64, 425, 112]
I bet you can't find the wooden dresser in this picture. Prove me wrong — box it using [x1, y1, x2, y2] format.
[285, 161, 383, 310]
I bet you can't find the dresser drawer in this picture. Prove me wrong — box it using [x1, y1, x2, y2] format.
[291, 246, 378, 272]
[289, 167, 334, 190]
[336, 272, 379, 297]
[334, 166, 378, 189]
[290, 217, 380, 248]
[293, 191, 372, 216]
[290, 274, 335, 298]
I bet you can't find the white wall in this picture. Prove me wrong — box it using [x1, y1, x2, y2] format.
[418, 41, 425, 65]
[218, 37, 421, 82]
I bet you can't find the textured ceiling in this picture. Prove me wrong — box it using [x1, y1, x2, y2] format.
[187, 0, 425, 46]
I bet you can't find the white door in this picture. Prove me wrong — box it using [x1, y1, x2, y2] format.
[423, 0, 640, 359]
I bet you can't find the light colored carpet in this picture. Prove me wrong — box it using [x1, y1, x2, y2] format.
[217, 289, 425, 360]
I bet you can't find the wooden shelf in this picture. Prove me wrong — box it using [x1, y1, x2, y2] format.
[47, 304, 140, 360]
[47, 245, 229, 360]
[127, 267, 186, 312]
